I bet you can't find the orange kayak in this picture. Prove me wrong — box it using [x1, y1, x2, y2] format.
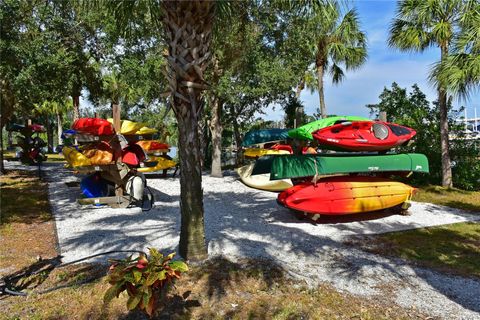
[278, 176, 415, 216]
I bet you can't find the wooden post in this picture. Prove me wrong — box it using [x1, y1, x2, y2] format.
[112, 104, 123, 198]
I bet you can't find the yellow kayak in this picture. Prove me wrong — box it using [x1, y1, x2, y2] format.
[63, 146, 92, 167]
[244, 148, 290, 158]
[107, 119, 145, 135]
[236, 163, 293, 192]
[135, 126, 158, 135]
[138, 156, 176, 172]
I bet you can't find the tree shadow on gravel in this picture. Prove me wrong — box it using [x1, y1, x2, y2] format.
[44, 162, 480, 315]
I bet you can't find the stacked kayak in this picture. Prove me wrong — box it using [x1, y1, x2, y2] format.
[63, 142, 114, 167]
[244, 148, 291, 158]
[262, 116, 426, 219]
[73, 118, 115, 135]
[277, 176, 415, 219]
[288, 116, 369, 140]
[135, 140, 176, 172]
[312, 121, 416, 152]
[107, 119, 157, 135]
[136, 140, 170, 152]
[236, 163, 293, 192]
[242, 128, 291, 146]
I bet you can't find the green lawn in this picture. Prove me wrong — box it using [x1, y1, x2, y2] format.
[353, 186, 480, 278]
[413, 185, 480, 212]
[3, 151, 65, 163]
[358, 222, 480, 278]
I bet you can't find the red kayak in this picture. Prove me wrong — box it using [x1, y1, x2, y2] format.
[312, 121, 416, 152]
[270, 144, 293, 154]
[72, 118, 115, 136]
[277, 176, 415, 218]
[136, 140, 170, 151]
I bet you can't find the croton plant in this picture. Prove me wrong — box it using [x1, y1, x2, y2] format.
[104, 248, 188, 317]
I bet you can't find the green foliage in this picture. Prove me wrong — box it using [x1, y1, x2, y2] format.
[282, 95, 308, 128]
[104, 248, 188, 318]
[431, 0, 480, 98]
[367, 82, 480, 190]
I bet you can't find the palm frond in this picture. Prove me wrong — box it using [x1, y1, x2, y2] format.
[329, 62, 344, 84]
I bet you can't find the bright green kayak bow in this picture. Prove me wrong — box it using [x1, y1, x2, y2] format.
[288, 116, 370, 140]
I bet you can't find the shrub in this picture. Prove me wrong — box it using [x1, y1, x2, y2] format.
[104, 248, 188, 317]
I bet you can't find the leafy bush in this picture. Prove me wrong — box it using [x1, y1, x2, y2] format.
[104, 248, 188, 317]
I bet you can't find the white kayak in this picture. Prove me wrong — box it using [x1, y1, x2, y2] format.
[235, 163, 293, 192]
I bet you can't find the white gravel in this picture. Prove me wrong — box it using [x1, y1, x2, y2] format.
[7, 161, 480, 320]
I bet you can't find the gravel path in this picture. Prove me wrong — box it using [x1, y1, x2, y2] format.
[8, 161, 479, 320]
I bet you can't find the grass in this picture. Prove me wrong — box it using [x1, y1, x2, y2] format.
[0, 258, 428, 320]
[0, 169, 429, 319]
[349, 186, 480, 279]
[0, 170, 57, 276]
[413, 185, 480, 212]
[3, 151, 65, 163]
[350, 222, 480, 279]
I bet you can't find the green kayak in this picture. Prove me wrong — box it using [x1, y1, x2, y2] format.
[252, 153, 429, 180]
[288, 116, 370, 140]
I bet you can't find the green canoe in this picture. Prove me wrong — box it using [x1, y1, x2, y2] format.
[252, 153, 429, 180]
[288, 116, 370, 140]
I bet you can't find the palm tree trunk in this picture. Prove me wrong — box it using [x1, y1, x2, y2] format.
[316, 63, 327, 118]
[209, 96, 223, 177]
[439, 44, 453, 188]
[162, 1, 214, 261]
[72, 95, 80, 121]
[177, 113, 207, 260]
[57, 112, 63, 146]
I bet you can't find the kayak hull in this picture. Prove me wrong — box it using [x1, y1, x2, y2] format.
[236, 164, 293, 192]
[252, 153, 429, 180]
[278, 176, 414, 215]
[72, 118, 114, 135]
[312, 121, 416, 151]
[138, 156, 176, 172]
[244, 148, 290, 158]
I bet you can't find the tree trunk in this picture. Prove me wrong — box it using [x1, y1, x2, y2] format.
[295, 78, 305, 99]
[46, 116, 54, 153]
[7, 130, 13, 149]
[72, 95, 80, 121]
[316, 63, 327, 119]
[439, 44, 453, 188]
[232, 113, 243, 166]
[0, 124, 5, 174]
[209, 96, 223, 177]
[57, 112, 63, 146]
[162, 1, 214, 261]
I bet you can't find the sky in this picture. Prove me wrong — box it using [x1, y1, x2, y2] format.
[263, 0, 480, 122]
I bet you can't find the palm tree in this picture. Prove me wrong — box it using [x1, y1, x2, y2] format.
[432, 0, 480, 98]
[389, 0, 473, 188]
[304, 1, 367, 118]
[161, 1, 214, 260]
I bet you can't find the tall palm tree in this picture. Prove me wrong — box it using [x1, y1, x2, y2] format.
[389, 0, 472, 188]
[304, 1, 367, 118]
[432, 0, 480, 98]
